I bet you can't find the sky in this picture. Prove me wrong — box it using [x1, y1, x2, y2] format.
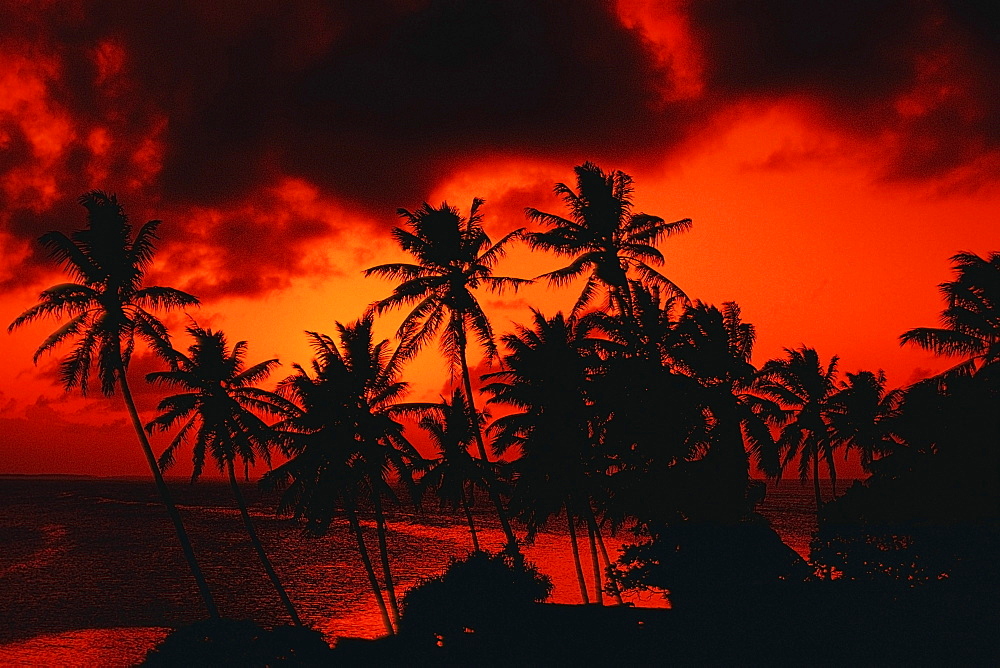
[1, 0, 998, 478]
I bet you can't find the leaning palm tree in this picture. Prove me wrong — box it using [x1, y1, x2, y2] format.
[365, 198, 528, 549]
[145, 324, 303, 626]
[900, 251, 1000, 378]
[265, 317, 423, 635]
[525, 162, 692, 319]
[753, 347, 841, 514]
[7, 191, 217, 616]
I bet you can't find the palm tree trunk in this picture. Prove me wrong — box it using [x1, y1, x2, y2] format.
[593, 521, 625, 606]
[585, 503, 623, 605]
[828, 446, 838, 498]
[118, 369, 219, 618]
[566, 501, 590, 604]
[346, 504, 394, 636]
[456, 329, 518, 550]
[371, 494, 401, 628]
[226, 459, 302, 626]
[461, 486, 481, 552]
[585, 510, 604, 606]
[812, 443, 823, 514]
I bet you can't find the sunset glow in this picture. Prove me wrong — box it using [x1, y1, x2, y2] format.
[1, 0, 997, 482]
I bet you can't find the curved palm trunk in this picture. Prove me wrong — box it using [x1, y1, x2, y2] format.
[118, 370, 219, 618]
[585, 503, 623, 605]
[346, 504, 394, 636]
[565, 501, 590, 604]
[371, 494, 401, 628]
[456, 330, 518, 550]
[226, 459, 302, 626]
[461, 486, 481, 552]
[585, 510, 604, 606]
[592, 519, 625, 606]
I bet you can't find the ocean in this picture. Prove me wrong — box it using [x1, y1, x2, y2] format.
[0, 476, 832, 666]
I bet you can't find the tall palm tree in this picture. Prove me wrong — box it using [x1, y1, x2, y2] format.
[901, 251, 1000, 378]
[7, 191, 216, 617]
[525, 162, 692, 319]
[754, 347, 840, 513]
[365, 198, 528, 549]
[416, 389, 501, 553]
[264, 317, 423, 635]
[483, 310, 608, 603]
[144, 324, 302, 626]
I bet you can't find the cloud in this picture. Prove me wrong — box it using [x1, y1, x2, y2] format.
[1, 0, 997, 298]
[683, 0, 1000, 184]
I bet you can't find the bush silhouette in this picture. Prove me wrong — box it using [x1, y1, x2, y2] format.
[400, 550, 552, 644]
[142, 618, 332, 666]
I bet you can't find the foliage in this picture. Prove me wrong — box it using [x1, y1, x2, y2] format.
[365, 198, 528, 365]
[608, 518, 811, 610]
[265, 316, 420, 533]
[9, 190, 198, 394]
[900, 250, 1000, 377]
[525, 162, 691, 318]
[146, 324, 293, 480]
[142, 619, 332, 667]
[400, 550, 552, 639]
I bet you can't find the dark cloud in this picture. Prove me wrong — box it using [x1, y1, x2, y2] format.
[687, 0, 1000, 182]
[0, 0, 680, 213]
[1, 0, 997, 297]
[688, 1, 921, 102]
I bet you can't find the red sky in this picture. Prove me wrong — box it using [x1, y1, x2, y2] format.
[1, 0, 997, 478]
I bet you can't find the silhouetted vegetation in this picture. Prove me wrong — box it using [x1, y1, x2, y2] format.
[145, 324, 303, 625]
[400, 550, 552, 643]
[11, 178, 998, 663]
[142, 619, 331, 666]
[8, 192, 216, 617]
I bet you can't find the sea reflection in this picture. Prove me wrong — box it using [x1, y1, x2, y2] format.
[0, 478, 820, 665]
[0, 628, 170, 668]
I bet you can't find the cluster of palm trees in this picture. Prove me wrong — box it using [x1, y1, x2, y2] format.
[10, 166, 998, 633]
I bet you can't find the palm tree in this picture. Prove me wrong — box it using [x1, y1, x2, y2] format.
[525, 162, 692, 319]
[365, 198, 528, 548]
[667, 300, 781, 497]
[264, 317, 423, 635]
[416, 390, 501, 552]
[144, 324, 303, 626]
[754, 347, 840, 513]
[901, 251, 1000, 378]
[7, 191, 216, 617]
[826, 370, 904, 476]
[483, 310, 608, 603]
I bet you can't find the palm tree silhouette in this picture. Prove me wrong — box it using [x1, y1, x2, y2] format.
[826, 370, 904, 476]
[144, 324, 303, 626]
[754, 346, 841, 513]
[525, 162, 691, 319]
[265, 317, 422, 635]
[365, 198, 528, 549]
[7, 191, 217, 617]
[900, 251, 1000, 378]
[667, 300, 781, 511]
[484, 309, 609, 603]
[416, 389, 502, 553]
